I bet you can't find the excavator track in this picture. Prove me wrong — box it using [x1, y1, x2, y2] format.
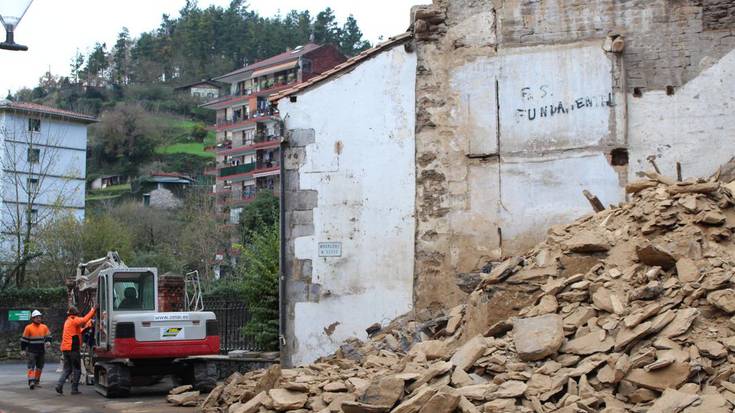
[94, 362, 131, 398]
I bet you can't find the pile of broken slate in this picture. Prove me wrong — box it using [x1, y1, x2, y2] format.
[172, 173, 735, 412]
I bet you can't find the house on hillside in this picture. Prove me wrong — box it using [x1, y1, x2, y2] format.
[0, 100, 96, 256]
[175, 80, 223, 101]
[270, 33, 416, 366]
[136, 172, 194, 209]
[90, 174, 128, 190]
[202, 43, 346, 224]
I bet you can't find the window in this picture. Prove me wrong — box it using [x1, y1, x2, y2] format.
[112, 272, 155, 311]
[28, 118, 40, 132]
[27, 148, 40, 163]
[27, 177, 39, 194]
[26, 209, 38, 225]
[143, 193, 150, 206]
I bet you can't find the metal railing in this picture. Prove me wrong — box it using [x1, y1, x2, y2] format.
[205, 301, 263, 353]
[219, 162, 256, 177]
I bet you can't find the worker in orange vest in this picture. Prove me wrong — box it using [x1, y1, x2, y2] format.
[20, 310, 51, 389]
[55, 305, 96, 395]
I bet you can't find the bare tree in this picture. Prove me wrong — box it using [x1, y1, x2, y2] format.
[1, 113, 83, 287]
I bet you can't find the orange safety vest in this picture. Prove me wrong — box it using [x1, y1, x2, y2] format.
[20, 323, 51, 354]
[60, 308, 96, 352]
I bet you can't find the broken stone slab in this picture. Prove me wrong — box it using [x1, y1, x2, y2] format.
[361, 375, 404, 406]
[636, 244, 677, 269]
[614, 321, 653, 351]
[694, 339, 727, 359]
[391, 386, 437, 413]
[695, 210, 726, 225]
[456, 396, 480, 413]
[487, 380, 527, 399]
[707, 289, 735, 314]
[624, 362, 691, 392]
[449, 335, 488, 371]
[169, 384, 193, 395]
[268, 389, 308, 411]
[561, 231, 611, 253]
[341, 401, 392, 413]
[623, 302, 661, 328]
[626, 179, 658, 194]
[482, 256, 523, 284]
[417, 391, 460, 413]
[561, 331, 614, 355]
[659, 309, 699, 338]
[445, 305, 464, 335]
[481, 398, 517, 413]
[648, 388, 700, 413]
[410, 340, 449, 360]
[682, 393, 730, 413]
[513, 314, 564, 361]
[231, 391, 270, 413]
[455, 383, 497, 401]
[323, 381, 347, 392]
[676, 258, 700, 283]
[167, 390, 200, 406]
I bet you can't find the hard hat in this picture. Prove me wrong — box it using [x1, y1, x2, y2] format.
[31, 310, 42, 318]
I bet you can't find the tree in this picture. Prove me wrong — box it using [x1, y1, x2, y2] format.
[339, 15, 371, 56]
[111, 28, 132, 86]
[82, 213, 134, 259]
[238, 220, 279, 350]
[313, 7, 341, 46]
[239, 191, 279, 245]
[81, 43, 109, 87]
[1, 113, 82, 287]
[35, 214, 85, 284]
[69, 49, 85, 84]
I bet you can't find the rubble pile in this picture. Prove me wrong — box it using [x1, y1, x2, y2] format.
[193, 174, 735, 412]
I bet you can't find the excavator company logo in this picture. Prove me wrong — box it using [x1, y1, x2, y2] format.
[160, 327, 183, 339]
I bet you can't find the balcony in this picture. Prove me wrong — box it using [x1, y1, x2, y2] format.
[219, 162, 256, 178]
[214, 109, 279, 132]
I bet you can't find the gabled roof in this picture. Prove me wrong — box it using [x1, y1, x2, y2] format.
[214, 43, 324, 82]
[0, 100, 97, 124]
[270, 32, 413, 103]
[174, 80, 223, 91]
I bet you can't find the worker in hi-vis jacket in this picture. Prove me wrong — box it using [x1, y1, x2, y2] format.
[20, 310, 52, 389]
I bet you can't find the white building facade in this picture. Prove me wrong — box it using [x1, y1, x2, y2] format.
[0, 101, 94, 258]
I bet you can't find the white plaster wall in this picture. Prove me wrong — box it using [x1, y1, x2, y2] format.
[628, 48, 735, 179]
[278, 45, 416, 366]
[1, 113, 88, 257]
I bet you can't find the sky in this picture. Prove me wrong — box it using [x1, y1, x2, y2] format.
[0, 0, 426, 94]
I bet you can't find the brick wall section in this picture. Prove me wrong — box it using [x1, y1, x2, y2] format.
[158, 273, 185, 312]
[304, 45, 347, 80]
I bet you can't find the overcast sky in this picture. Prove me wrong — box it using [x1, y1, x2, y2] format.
[0, 0, 425, 94]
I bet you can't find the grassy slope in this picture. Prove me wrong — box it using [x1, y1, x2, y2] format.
[155, 116, 215, 158]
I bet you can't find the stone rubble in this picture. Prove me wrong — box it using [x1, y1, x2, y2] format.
[175, 175, 735, 412]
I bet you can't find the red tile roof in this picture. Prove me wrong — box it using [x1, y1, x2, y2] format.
[0, 100, 97, 123]
[214, 43, 324, 80]
[270, 32, 413, 103]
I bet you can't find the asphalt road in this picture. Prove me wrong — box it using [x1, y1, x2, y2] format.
[0, 362, 196, 413]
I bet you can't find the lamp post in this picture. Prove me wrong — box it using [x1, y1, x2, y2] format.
[0, 0, 34, 51]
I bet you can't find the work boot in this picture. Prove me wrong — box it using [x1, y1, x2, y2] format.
[28, 380, 35, 390]
[55, 384, 63, 395]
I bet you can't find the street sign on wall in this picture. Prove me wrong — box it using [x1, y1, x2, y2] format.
[318, 242, 342, 257]
[8, 310, 30, 321]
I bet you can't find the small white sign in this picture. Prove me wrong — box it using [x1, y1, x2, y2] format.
[160, 327, 184, 340]
[318, 242, 342, 257]
[153, 314, 190, 321]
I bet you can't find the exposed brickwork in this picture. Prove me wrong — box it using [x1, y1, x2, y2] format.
[158, 273, 185, 312]
[304, 45, 347, 81]
[703, 0, 735, 30]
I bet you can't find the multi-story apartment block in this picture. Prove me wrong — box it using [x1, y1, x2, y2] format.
[203, 43, 345, 223]
[0, 100, 95, 256]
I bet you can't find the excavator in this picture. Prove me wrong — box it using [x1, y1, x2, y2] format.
[68, 252, 220, 397]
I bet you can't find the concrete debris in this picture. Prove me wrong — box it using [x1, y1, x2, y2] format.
[196, 176, 735, 413]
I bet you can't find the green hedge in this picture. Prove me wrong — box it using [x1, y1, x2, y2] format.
[0, 287, 67, 308]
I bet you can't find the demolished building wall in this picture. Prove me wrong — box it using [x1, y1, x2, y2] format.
[278, 41, 417, 366]
[413, 0, 735, 310]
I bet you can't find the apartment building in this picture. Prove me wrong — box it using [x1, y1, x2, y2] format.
[0, 100, 95, 255]
[203, 43, 345, 223]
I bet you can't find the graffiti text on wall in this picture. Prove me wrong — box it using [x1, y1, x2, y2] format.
[515, 87, 615, 122]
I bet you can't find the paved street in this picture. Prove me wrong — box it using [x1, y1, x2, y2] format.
[0, 362, 196, 413]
